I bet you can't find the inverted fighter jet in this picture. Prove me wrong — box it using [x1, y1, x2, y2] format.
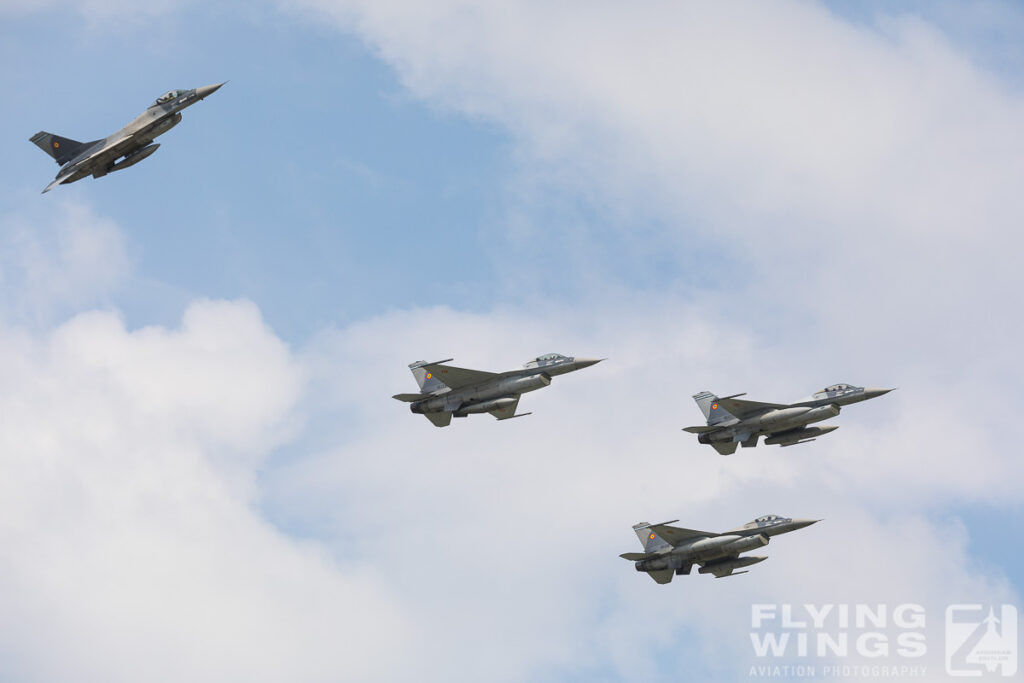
[621, 514, 818, 583]
[30, 83, 225, 193]
[392, 353, 603, 427]
[684, 383, 893, 455]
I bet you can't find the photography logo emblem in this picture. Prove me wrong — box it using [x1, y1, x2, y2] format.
[945, 604, 1017, 677]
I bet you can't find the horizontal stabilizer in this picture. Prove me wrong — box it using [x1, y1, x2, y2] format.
[619, 552, 658, 561]
[682, 425, 718, 434]
[392, 392, 428, 402]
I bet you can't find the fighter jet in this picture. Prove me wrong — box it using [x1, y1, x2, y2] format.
[621, 514, 819, 583]
[392, 354, 603, 427]
[684, 383, 893, 455]
[30, 83, 225, 193]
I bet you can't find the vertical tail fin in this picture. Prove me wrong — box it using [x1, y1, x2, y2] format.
[693, 391, 737, 426]
[409, 360, 449, 394]
[632, 522, 672, 553]
[29, 131, 99, 166]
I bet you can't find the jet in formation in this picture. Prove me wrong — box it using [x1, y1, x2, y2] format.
[621, 514, 818, 583]
[684, 383, 893, 455]
[393, 354, 603, 427]
[30, 83, 225, 193]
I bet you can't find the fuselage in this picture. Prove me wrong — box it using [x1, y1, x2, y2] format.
[632, 516, 817, 576]
[54, 84, 223, 185]
[412, 372, 553, 415]
[411, 356, 591, 416]
[698, 403, 840, 445]
[696, 384, 892, 448]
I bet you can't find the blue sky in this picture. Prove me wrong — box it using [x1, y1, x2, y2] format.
[3, 5, 517, 337]
[1, 2, 1022, 681]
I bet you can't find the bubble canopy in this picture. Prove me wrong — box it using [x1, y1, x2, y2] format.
[154, 90, 187, 105]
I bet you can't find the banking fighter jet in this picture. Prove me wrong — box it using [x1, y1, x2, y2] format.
[393, 353, 603, 427]
[621, 514, 818, 583]
[30, 83, 225, 193]
[684, 383, 893, 455]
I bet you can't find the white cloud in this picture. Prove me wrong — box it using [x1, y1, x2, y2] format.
[0, 259, 1016, 682]
[272, 0, 1024, 495]
[0, 202, 130, 326]
[284, 0, 1024, 368]
[0, 299, 409, 683]
[255, 5, 1024, 673]
[269, 302, 1020, 681]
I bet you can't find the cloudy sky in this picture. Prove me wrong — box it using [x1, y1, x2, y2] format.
[1, 1, 1022, 681]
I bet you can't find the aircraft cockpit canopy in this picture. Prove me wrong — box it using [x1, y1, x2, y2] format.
[817, 383, 857, 396]
[744, 514, 789, 528]
[154, 90, 187, 105]
[525, 352, 568, 367]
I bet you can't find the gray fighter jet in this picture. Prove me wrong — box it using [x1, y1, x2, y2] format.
[684, 383, 893, 455]
[30, 83, 225, 193]
[393, 354, 603, 427]
[621, 514, 819, 583]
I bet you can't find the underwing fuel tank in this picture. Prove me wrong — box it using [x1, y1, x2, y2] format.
[698, 555, 768, 575]
[455, 396, 518, 415]
[110, 143, 160, 172]
[764, 424, 839, 445]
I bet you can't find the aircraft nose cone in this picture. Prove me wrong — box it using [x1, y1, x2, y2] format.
[574, 358, 604, 370]
[863, 387, 894, 400]
[196, 82, 226, 99]
[791, 519, 820, 530]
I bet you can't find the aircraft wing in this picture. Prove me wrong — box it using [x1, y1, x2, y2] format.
[420, 362, 498, 390]
[648, 523, 716, 547]
[80, 134, 137, 165]
[42, 135, 141, 192]
[717, 396, 787, 417]
[42, 177, 70, 193]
